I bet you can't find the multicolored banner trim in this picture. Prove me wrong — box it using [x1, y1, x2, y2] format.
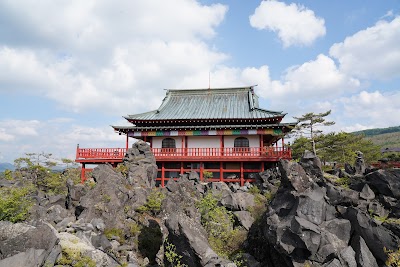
[128, 129, 282, 137]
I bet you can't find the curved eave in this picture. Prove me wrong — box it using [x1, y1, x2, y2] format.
[125, 116, 285, 125]
[112, 122, 296, 133]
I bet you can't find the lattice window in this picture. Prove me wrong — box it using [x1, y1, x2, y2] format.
[234, 137, 249, 152]
[162, 138, 176, 148]
[234, 137, 249, 148]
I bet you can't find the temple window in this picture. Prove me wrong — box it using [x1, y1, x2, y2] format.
[234, 137, 249, 152]
[162, 138, 176, 148]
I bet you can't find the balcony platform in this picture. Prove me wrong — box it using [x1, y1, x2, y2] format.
[75, 146, 291, 186]
[75, 147, 291, 163]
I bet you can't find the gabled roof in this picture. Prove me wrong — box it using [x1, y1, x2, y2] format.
[125, 87, 285, 122]
[113, 122, 296, 132]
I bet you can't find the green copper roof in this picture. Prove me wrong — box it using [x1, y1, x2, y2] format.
[125, 87, 285, 121]
[113, 122, 296, 132]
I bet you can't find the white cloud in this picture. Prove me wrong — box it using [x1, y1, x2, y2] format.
[339, 90, 400, 127]
[0, 118, 126, 162]
[246, 55, 359, 104]
[0, 1, 227, 49]
[0, 1, 228, 115]
[0, 120, 40, 137]
[0, 129, 14, 141]
[330, 17, 400, 80]
[249, 0, 326, 47]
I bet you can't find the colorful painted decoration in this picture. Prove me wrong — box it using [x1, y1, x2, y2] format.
[128, 128, 282, 137]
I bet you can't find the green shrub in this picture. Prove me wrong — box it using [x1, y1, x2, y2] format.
[104, 228, 125, 243]
[335, 177, 351, 188]
[0, 184, 34, 222]
[203, 171, 213, 179]
[128, 221, 142, 236]
[248, 186, 260, 195]
[263, 191, 274, 203]
[385, 247, 400, 266]
[137, 189, 165, 215]
[56, 247, 96, 267]
[165, 240, 188, 267]
[196, 192, 246, 258]
[4, 169, 14, 181]
[115, 163, 128, 177]
[248, 193, 269, 221]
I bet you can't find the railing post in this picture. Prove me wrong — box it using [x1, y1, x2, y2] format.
[200, 162, 204, 182]
[81, 163, 86, 184]
[240, 161, 244, 186]
[161, 162, 165, 187]
[220, 162, 223, 182]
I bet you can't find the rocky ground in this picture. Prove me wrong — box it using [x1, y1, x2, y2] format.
[1, 141, 400, 267]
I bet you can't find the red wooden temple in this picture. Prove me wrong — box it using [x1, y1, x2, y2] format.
[75, 87, 296, 186]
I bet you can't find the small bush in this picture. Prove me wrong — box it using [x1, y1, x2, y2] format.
[196, 192, 246, 258]
[248, 186, 260, 195]
[165, 240, 188, 267]
[335, 177, 351, 188]
[248, 193, 269, 221]
[4, 169, 14, 181]
[56, 247, 96, 267]
[203, 171, 213, 179]
[0, 184, 34, 222]
[129, 221, 142, 236]
[104, 228, 125, 243]
[115, 163, 128, 177]
[385, 247, 400, 267]
[137, 189, 165, 215]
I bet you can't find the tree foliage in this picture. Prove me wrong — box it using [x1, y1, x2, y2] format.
[0, 184, 34, 222]
[291, 132, 381, 165]
[293, 110, 335, 155]
[195, 192, 246, 258]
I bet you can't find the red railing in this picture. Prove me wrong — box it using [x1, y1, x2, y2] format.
[152, 147, 290, 159]
[76, 147, 127, 160]
[76, 146, 291, 161]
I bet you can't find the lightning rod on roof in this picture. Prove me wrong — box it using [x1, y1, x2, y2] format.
[208, 71, 211, 90]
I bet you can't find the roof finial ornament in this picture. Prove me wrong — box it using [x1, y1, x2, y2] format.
[208, 71, 211, 90]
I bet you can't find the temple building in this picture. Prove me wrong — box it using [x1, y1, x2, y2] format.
[75, 86, 296, 186]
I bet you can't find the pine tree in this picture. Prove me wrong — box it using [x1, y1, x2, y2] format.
[293, 110, 335, 155]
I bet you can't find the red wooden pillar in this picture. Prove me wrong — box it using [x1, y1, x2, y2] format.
[220, 162, 223, 182]
[81, 163, 86, 183]
[261, 162, 265, 172]
[180, 162, 184, 176]
[184, 136, 188, 156]
[220, 135, 223, 156]
[281, 136, 284, 155]
[161, 162, 165, 187]
[200, 162, 204, 182]
[240, 161, 244, 186]
[260, 134, 264, 156]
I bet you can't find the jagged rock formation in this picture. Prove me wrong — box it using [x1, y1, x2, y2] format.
[246, 153, 400, 267]
[1, 142, 400, 266]
[123, 140, 158, 188]
[0, 221, 59, 267]
[163, 178, 235, 267]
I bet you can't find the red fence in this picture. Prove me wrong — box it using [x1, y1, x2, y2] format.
[76, 146, 291, 162]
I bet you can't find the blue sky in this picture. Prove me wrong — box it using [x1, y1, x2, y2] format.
[0, 0, 399, 163]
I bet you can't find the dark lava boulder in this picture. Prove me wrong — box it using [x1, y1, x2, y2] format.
[162, 177, 235, 267]
[123, 140, 158, 188]
[245, 157, 399, 267]
[365, 169, 400, 198]
[0, 221, 60, 267]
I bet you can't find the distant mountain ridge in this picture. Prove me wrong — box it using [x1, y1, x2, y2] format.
[353, 126, 400, 149]
[0, 163, 15, 172]
[353, 126, 400, 136]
